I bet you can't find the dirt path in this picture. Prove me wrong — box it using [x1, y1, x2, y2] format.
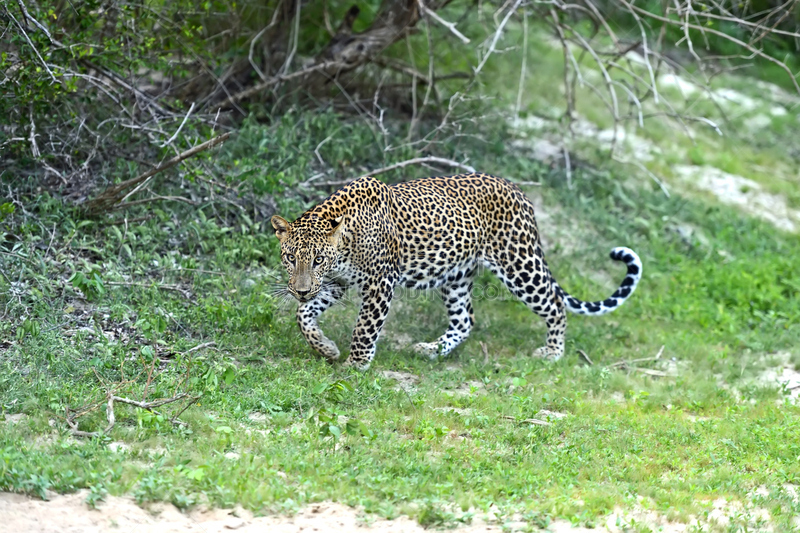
[2, 489, 785, 532]
[0, 491, 511, 533]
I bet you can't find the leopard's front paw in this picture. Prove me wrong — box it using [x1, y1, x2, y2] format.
[413, 342, 442, 361]
[313, 337, 341, 361]
[533, 346, 563, 361]
[342, 357, 371, 371]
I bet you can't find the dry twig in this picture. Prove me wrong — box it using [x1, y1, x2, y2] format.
[606, 345, 669, 378]
[66, 392, 197, 438]
[184, 341, 217, 354]
[27, 105, 39, 159]
[418, 0, 470, 44]
[606, 345, 665, 369]
[366, 156, 476, 177]
[480, 341, 490, 365]
[474, 0, 523, 76]
[106, 281, 193, 299]
[159, 102, 196, 148]
[619, 0, 800, 93]
[501, 415, 551, 426]
[83, 132, 231, 214]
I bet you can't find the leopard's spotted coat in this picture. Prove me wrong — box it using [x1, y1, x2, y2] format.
[271, 173, 642, 370]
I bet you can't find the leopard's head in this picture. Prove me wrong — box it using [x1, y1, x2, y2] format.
[270, 214, 344, 302]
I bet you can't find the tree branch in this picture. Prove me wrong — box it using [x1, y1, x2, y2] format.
[366, 155, 476, 176]
[83, 132, 231, 214]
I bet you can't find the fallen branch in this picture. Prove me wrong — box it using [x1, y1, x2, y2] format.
[521, 418, 551, 426]
[116, 195, 199, 209]
[577, 349, 593, 366]
[634, 368, 670, 377]
[217, 0, 439, 111]
[305, 156, 476, 189]
[184, 341, 217, 354]
[66, 392, 197, 438]
[159, 102, 196, 148]
[106, 281, 193, 299]
[606, 345, 665, 370]
[83, 132, 231, 215]
[373, 57, 430, 85]
[501, 415, 551, 426]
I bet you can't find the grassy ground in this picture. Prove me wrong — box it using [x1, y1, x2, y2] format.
[2, 25, 800, 533]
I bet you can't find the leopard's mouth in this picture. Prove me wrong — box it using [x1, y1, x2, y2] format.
[292, 290, 318, 303]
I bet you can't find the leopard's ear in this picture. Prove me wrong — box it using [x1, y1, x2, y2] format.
[328, 216, 345, 245]
[271, 215, 291, 241]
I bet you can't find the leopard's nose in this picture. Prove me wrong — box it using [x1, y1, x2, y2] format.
[296, 289, 310, 298]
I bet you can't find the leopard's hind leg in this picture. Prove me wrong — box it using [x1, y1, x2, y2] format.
[484, 245, 567, 360]
[413, 267, 477, 360]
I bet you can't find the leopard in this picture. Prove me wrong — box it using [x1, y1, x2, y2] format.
[271, 173, 642, 371]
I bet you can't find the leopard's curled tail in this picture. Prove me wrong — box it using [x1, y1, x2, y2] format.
[553, 247, 642, 316]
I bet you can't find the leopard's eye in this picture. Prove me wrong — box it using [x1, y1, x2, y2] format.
[314, 255, 325, 265]
[286, 253, 295, 263]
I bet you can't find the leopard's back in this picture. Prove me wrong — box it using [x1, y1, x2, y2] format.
[387, 173, 540, 289]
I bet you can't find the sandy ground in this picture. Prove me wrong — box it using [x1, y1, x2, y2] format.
[0, 492, 509, 533]
[3, 490, 789, 533]
[0, 491, 694, 533]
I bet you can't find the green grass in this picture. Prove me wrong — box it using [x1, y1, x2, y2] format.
[2, 21, 800, 529]
[2, 101, 799, 530]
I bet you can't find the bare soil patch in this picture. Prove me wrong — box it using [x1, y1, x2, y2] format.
[378, 370, 420, 392]
[0, 492, 508, 533]
[674, 165, 800, 232]
[2, 491, 780, 533]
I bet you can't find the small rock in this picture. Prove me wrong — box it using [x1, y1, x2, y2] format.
[744, 114, 771, 130]
[536, 409, 568, 420]
[4, 413, 27, 424]
[224, 518, 246, 530]
[531, 139, 563, 162]
[512, 114, 550, 131]
[108, 442, 130, 453]
[379, 370, 420, 393]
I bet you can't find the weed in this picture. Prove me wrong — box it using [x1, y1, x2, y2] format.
[85, 483, 108, 509]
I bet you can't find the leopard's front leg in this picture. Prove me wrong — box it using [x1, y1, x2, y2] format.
[296, 283, 346, 361]
[343, 278, 395, 371]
